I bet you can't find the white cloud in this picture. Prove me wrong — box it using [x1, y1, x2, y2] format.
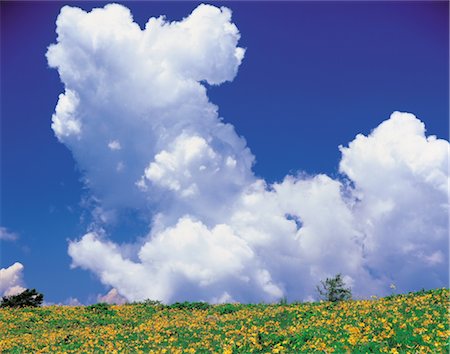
[0, 227, 18, 241]
[68, 232, 157, 302]
[98, 288, 127, 305]
[339, 111, 449, 293]
[142, 135, 217, 193]
[51, 90, 81, 139]
[63, 297, 83, 306]
[4, 286, 27, 297]
[47, 3, 252, 213]
[140, 134, 249, 208]
[0, 263, 26, 297]
[49, 4, 449, 303]
[108, 140, 121, 151]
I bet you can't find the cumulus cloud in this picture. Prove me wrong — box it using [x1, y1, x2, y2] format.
[98, 288, 127, 305]
[62, 297, 83, 306]
[0, 227, 19, 241]
[0, 263, 26, 297]
[339, 112, 449, 292]
[49, 4, 449, 303]
[47, 3, 252, 214]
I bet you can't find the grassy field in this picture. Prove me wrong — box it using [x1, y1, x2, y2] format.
[0, 288, 448, 353]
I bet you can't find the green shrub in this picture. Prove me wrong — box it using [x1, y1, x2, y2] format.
[214, 303, 241, 315]
[316, 274, 352, 302]
[168, 301, 211, 310]
[86, 303, 115, 315]
[0, 289, 44, 308]
[128, 299, 164, 313]
[141, 299, 163, 307]
[278, 297, 288, 305]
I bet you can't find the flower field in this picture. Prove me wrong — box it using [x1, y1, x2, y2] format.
[0, 288, 448, 353]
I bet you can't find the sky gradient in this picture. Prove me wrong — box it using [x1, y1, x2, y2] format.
[1, 1, 448, 304]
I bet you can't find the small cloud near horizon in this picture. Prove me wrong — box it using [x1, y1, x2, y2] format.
[0, 227, 19, 241]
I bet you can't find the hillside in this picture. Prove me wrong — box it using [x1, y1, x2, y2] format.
[0, 288, 448, 353]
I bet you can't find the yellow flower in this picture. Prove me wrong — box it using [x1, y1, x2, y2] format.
[422, 334, 431, 342]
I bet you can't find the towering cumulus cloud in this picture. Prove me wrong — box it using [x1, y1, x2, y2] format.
[48, 4, 449, 303]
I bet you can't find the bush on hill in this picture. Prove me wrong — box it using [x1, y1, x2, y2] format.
[0, 288, 44, 308]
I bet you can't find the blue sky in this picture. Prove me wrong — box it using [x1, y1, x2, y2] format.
[1, 1, 448, 304]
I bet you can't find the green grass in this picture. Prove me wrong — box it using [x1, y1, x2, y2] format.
[0, 288, 448, 353]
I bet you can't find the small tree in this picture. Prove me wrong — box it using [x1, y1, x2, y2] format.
[0, 289, 44, 308]
[316, 274, 352, 302]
